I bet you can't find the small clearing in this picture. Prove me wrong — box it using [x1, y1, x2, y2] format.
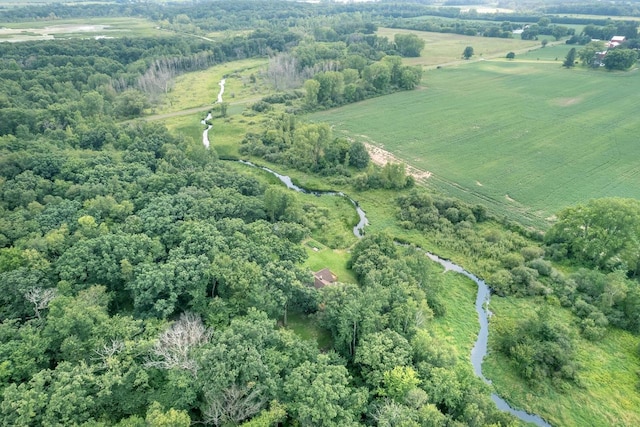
[362, 141, 432, 181]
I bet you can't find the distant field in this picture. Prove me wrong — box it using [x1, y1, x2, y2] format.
[310, 45, 640, 227]
[0, 17, 160, 41]
[377, 27, 543, 68]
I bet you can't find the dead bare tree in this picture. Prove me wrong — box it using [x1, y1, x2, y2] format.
[136, 51, 217, 101]
[266, 53, 303, 90]
[23, 287, 57, 320]
[202, 383, 266, 426]
[95, 339, 125, 369]
[145, 312, 211, 377]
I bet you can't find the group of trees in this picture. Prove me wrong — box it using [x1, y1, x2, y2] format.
[239, 113, 416, 191]
[565, 21, 639, 70]
[394, 190, 640, 343]
[0, 31, 293, 136]
[240, 114, 369, 176]
[0, 100, 515, 427]
[264, 31, 423, 110]
[301, 55, 422, 108]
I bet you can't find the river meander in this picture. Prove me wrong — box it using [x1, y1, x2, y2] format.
[202, 100, 551, 427]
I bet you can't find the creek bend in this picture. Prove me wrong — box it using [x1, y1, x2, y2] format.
[202, 110, 551, 427]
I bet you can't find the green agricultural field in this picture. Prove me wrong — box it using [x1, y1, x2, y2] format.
[310, 55, 640, 228]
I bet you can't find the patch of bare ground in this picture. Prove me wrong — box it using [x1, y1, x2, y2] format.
[505, 194, 515, 202]
[362, 141, 432, 182]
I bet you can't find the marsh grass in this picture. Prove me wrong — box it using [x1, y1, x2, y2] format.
[484, 296, 640, 427]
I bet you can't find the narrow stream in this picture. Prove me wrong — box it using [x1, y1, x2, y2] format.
[201, 79, 225, 150]
[200, 113, 212, 149]
[203, 99, 550, 427]
[424, 252, 552, 427]
[238, 160, 368, 237]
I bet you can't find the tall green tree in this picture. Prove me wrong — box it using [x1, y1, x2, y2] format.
[563, 47, 577, 68]
[604, 48, 638, 70]
[394, 34, 425, 57]
[283, 354, 367, 427]
[545, 198, 640, 274]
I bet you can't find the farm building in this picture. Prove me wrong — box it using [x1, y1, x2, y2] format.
[608, 36, 626, 48]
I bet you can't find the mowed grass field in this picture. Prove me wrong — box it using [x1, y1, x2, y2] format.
[310, 46, 640, 227]
[377, 27, 543, 67]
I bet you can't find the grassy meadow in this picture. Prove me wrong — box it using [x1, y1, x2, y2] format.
[157, 58, 268, 113]
[484, 297, 640, 427]
[377, 27, 543, 67]
[310, 44, 640, 227]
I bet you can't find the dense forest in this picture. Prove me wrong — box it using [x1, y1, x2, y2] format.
[1, 0, 639, 426]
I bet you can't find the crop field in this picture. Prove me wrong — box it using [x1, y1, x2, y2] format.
[310, 46, 640, 228]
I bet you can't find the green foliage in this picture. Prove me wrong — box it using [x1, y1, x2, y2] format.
[563, 47, 577, 67]
[578, 41, 606, 66]
[355, 329, 412, 389]
[545, 198, 640, 274]
[396, 189, 484, 232]
[354, 163, 415, 191]
[495, 308, 578, 385]
[145, 402, 190, 427]
[462, 46, 474, 59]
[394, 33, 426, 57]
[240, 114, 370, 176]
[604, 48, 639, 70]
[284, 354, 367, 427]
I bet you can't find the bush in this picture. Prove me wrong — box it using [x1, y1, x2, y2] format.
[251, 101, 272, 112]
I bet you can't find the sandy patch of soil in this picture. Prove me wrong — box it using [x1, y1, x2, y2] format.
[505, 194, 515, 202]
[362, 141, 432, 181]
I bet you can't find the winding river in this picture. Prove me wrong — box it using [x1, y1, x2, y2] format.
[201, 90, 550, 427]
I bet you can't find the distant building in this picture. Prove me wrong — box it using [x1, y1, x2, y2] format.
[313, 268, 337, 289]
[608, 36, 626, 48]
